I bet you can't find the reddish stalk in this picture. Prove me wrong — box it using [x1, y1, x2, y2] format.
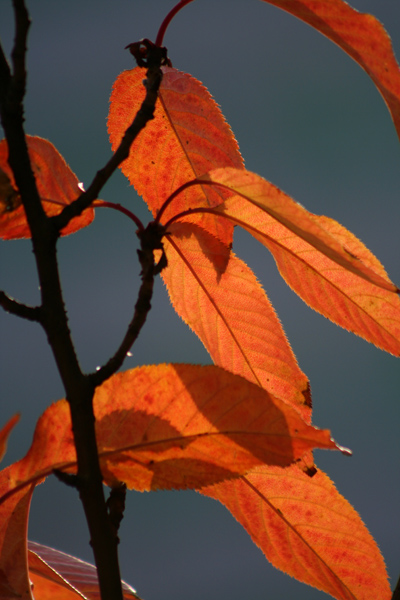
[93, 200, 144, 231]
[155, 0, 196, 47]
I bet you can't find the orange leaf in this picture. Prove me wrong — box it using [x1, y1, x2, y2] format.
[28, 541, 140, 600]
[194, 168, 400, 355]
[202, 466, 391, 600]
[0, 136, 94, 239]
[107, 66, 243, 244]
[0, 364, 342, 499]
[162, 224, 312, 421]
[199, 168, 398, 293]
[261, 0, 400, 141]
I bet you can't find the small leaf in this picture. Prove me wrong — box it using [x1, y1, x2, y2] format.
[0, 136, 94, 239]
[107, 66, 243, 244]
[202, 466, 391, 600]
[28, 541, 140, 600]
[261, 0, 400, 141]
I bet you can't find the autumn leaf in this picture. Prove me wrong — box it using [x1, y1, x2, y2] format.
[162, 223, 312, 421]
[260, 0, 400, 141]
[0, 136, 94, 239]
[181, 167, 400, 356]
[202, 465, 391, 600]
[107, 66, 243, 244]
[28, 541, 140, 600]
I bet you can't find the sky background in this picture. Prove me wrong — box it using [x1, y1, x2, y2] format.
[1, 1, 400, 599]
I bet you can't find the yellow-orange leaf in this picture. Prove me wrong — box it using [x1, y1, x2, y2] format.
[107, 66, 243, 244]
[188, 168, 400, 356]
[163, 224, 312, 421]
[261, 0, 400, 141]
[0, 136, 94, 239]
[202, 466, 391, 600]
[28, 541, 140, 600]
[0, 364, 342, 498]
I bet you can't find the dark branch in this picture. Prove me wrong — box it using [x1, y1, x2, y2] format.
[392, 574, 400, 600]
[52, 44, 166, 233]
[0, 291, 41, 321]
[89, 221, 167, 387]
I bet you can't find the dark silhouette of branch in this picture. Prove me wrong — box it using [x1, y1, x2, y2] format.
[0, 291, 41, 321]
[0, 5, 165, 600]
[89, 221, 167, 387]
[392, 574, 400, 600]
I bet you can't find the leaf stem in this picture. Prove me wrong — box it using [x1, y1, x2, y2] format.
[155, 0, 196, 47]
[93, 200, 145, 231]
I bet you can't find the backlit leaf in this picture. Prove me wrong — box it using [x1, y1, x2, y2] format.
[0, 136, 94, 239]
[0, 365, 341, 501]
[193, 168, 400, 355]
[202, 466, 391, 600]
[107, 66, 243, 244]
[28, 541, 140, 600]
[162, 224, 312, 421]
[261, 0, 400, 141]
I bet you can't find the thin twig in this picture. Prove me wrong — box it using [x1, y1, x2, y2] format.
[52, 44, 166, 233]
[89, 221, 167, 387]
[0, 291, 41, 321]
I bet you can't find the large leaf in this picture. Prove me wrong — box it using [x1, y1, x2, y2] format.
[162, 224, 312, 421]
[0, 365, 341, 498]
[107, 66, 243, 244]
[0, 136, 94, 239]
[202, 465, 391, 600]
[261, 0, 400, 141]
[195, 168, 400, 355]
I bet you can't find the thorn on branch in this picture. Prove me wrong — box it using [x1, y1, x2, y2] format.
[106, 483, 127, 543]
[53, 469, 80, 489]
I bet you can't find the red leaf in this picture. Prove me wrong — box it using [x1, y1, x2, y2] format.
[0, 136, 94, 239]
[107, 66, 243, 244]
[261, 0, 400, 141]
[202, 466, 391, 600]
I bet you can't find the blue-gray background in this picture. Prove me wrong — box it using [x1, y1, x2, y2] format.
[1, 1, 399, 599]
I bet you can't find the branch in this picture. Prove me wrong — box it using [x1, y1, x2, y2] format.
[89, 221, 167, 387]
[0, 291, 41, 321]
[52, 43, 166, 233]
[392, 574, 400, 600]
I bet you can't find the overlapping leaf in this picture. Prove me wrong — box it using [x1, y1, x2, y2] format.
[0, 136, 94, 239]
[202, 466, 391, 600]
[261, 0, 400, 141]
[28, 541, 140, 600]
[108, 66, 243, 244]
[184, 168, 400, 356]
[162, 223, 312, 421]
[0, 368, 344, 598]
